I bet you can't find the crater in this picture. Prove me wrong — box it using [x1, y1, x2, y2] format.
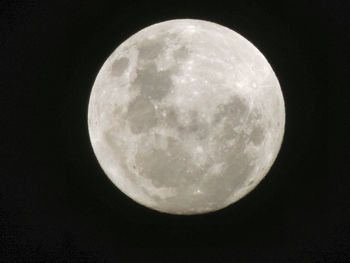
[248, 179, 255, 186]
[126, 95, 156, 133]
[111, 57, 129, 77]
[133, 64, 173, 101]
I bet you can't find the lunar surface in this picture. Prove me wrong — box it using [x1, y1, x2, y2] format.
[88, 19, 285, 215]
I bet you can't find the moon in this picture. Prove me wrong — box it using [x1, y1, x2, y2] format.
[88, 19, 285, 215]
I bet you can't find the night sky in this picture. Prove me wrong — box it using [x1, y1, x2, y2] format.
[1, 0, 345, 262]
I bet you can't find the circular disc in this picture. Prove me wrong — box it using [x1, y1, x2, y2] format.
[88, 19, 285, 215]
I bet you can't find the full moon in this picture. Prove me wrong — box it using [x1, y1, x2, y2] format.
[88, 19, 285, 215]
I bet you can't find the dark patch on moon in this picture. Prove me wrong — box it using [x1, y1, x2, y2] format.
[138, 37, 165, 60]
[174, 46, 190, 59]
[126, 95, 157, 133]
[212, 95, 250, 142]
[111, 57, 129, 77]
[250, 125, 264, 145]
[178, 111, 210, 141]
[157, 107, 178, 128]
[201, 138, 255, 204]
[214, 96, 249, 126]
[135, 137, 199, 188]
[132, 64, 173, 101]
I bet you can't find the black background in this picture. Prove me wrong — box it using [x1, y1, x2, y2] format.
[1, 0, 346, 262]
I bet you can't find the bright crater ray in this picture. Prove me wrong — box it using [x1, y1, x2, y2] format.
[88, 19, 285, 214]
